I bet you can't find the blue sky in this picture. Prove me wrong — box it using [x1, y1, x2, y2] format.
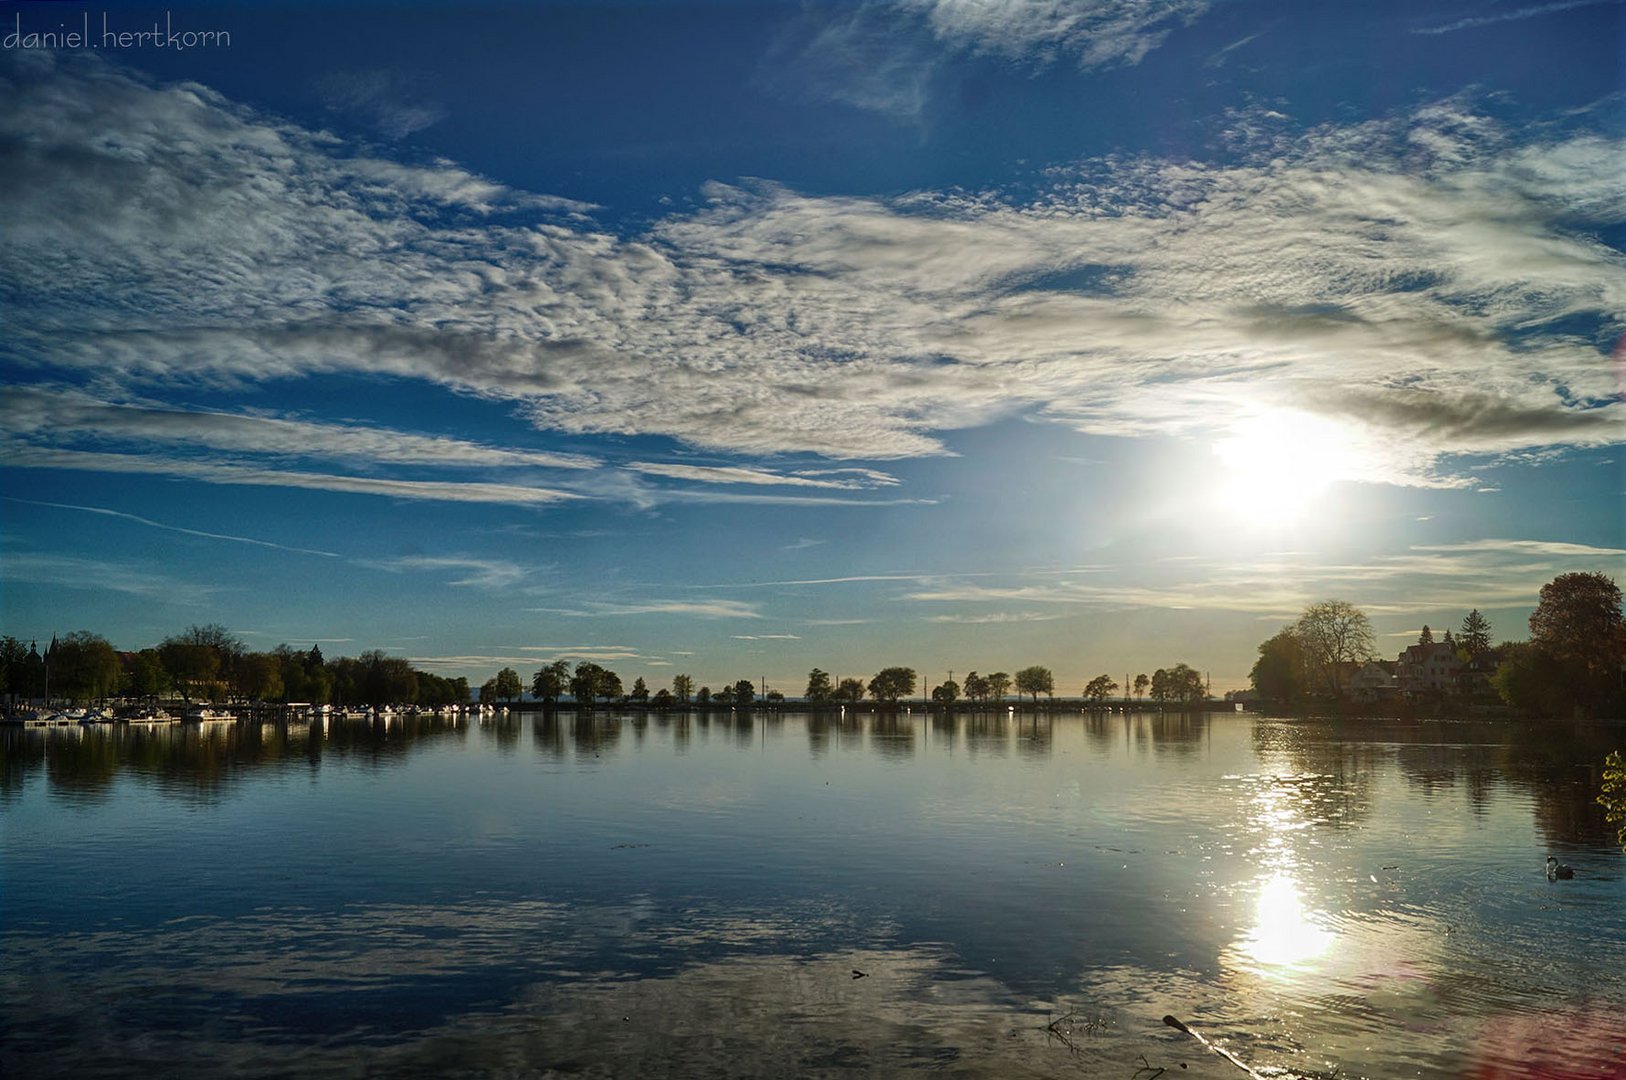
[2, 0, 1622, 694]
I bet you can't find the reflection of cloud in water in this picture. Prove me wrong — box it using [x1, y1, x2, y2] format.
[0, 894, 1232, 1079]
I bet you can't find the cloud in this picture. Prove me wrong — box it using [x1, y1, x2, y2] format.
[0, 551, 220, 605]
[4, 57, 1622, 490]
[535, 600, 764, 620]
[2, 446, 584, 505]
[731, 634, 803, 640]
[901, 540, 1626, 617]
[1413, 0, 1621, 35]
[366, 556, 532, 590]
[762, 0, 1209, 118]
[316, 68, 447, 139]
[626, 462, 899, 489]
[1, 497, 342, 558]
[0, 385, 599, 470]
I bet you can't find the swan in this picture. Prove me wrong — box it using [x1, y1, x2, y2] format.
[1546, 856, 1575, 879]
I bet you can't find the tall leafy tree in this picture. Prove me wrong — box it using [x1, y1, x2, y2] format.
[1014, 665, 1054, 704]
[985, 672, 1012, 702]
[866, 667, 916, 705]
[835, 677, 866, 704]
[961, 671, 988, 702]
[804, 668, 833, 703]
[732, 679, 755, 708]
[532, 660, 571, 702]
[630, 677, 649, 703]
[492, 667, 523, 703]
[1418, 625, 1433, 645]
[1083, 675, 1117, 705]
[672, 674, 694, 704]
[1133, 673, 1149, 702]
[1526, 572, 1625, 716]
[931, 679, 960, 703]
[1250, 628, 1305, 708]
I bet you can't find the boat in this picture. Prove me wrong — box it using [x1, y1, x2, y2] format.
[120, 706, 176, 725]
[182, 707, 235, 723]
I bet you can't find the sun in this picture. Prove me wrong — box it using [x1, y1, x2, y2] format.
[1212, 409, 1368, 522]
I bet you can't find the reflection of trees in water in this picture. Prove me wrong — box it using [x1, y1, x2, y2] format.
[962, 710, 1010, 756]
[1014, 713, 1052, 759]
[1380, 720, 1620, 847]
[929, 712, 956, 751]
[1148, 711, 1208, 754]
[533, 713, 566, 759]
[0, 730, 45, 803]
[1250, 722, 1378, 828]
[478, 714, 523, 753]
[569, 714, 623, 757]
[806, 714, 832, 756]
[1, 715, 471, 805]
[867, 713, 916, 759]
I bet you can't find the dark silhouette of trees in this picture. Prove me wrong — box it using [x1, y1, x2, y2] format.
[931, 679, 960, 704]
[1133, 673, 1149, 703]
[1250, 628, 1306, 709]
[492, 667, 523, 704]
[985, 671, 1012, 702]
[1014, 665, 1054, 704]
[805, 668, 833, 703]
[672, 674, 694, 704]
[1150, 663, 1205, 705]
[732, 679, 756, 708]
[1500, 572, 1626, 718]
[1418, 624, 1434, 645]
[50, 632, 122, 702]
[1082, 674, 1117, 705]
[1459, 609, 1492, 660]
[867, 667, 916, 705]
[630, 677, 649, 704]
[961, 671, 988, 702]
[835, 677, 865, 704]
[531, 660, 571, 703]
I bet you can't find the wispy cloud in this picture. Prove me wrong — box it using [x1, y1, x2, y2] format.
[532, 600, 764, 620]
[1414, 0, 1620, 35]
[1, 497, 341, 558]
[315, 68, 447, 138]
[5, 58, 1621, 491]
[0, 551, 220, 605]
[626, 462, 899, 489]
[366, 556, 532, 590]
[732, 633, 803, 640]
[2, 446, 585, 505]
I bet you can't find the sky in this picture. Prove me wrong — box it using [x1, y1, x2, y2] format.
[1, 0, 1623, 695]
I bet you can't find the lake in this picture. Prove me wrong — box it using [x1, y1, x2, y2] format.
[2, 710, 1623, 1078]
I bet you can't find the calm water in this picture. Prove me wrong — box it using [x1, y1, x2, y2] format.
[2, 710, 1623, 1078]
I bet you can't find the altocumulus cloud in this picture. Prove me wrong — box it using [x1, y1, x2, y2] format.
[4, 55, 1622, 490]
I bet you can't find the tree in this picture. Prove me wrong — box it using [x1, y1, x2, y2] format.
[931, 679, 960, 704]
[732, 679, 756, 708]
[50, 632, 122, 702]
[1133, 673, 1149, 703]
[1250, 628, 1306, 709]
[630, 677, 649, 704]
[986, 672, 1012, 703]
[962, 671, 988, 703]
[1294, 600, 1375, 697]
[1014, 665, 1054, 704]
[123, 648, 171, 701]
[596, 669, 624, 704]
[0, 636, 28, 705]
[652, 687, 674, 709]
[1526, 572, 1626, 717]
[805, 668, 833, 703]
[1083, 675, 1118, 706]
[696, 686, 711, 705]
[493, 667, 523, 703]
[1460, 610, 1492, 659]
[1418, 624, 1434, 645]
[765, 689, 785, 705]
[672, 674, 694, 704]
[835, 677, 866, 704]
[532, 660, 571, 703]
[570, 662, 606, 705]
[867, 667, 916, 705]
[236, 653, 284, 703]
[1150, 663, 1205, 705]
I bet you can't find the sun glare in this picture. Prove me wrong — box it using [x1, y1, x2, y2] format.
[1212, 410, 1368, 522]
[1239, 872, 1336, 970]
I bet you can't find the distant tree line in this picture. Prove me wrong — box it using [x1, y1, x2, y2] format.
[1247, 573, 1625, 719]
[0, 625, 469, 708]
